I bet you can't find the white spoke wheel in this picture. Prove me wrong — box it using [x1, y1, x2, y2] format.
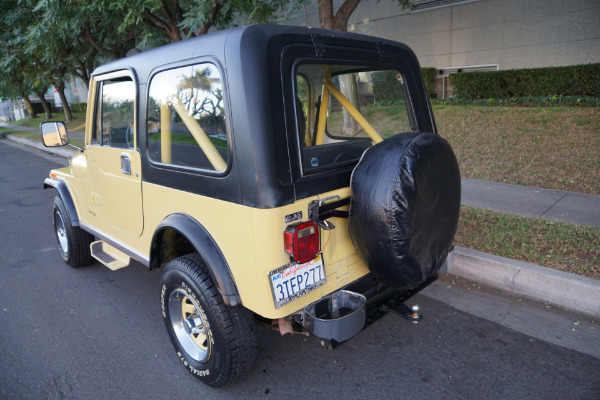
[54, 209, 69, 256]
[52, 196, 94, 268]
[168, 289, 211, 363]
[160, 254, 257, 387]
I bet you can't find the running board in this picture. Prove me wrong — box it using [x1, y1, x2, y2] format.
[90, 241, 130, 270]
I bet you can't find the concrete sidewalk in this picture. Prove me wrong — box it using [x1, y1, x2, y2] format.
[462, 178, 600, 228]
[1, 131, 599, 318]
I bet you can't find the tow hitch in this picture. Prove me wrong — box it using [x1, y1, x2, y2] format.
[380, 298, 422, 324]
[291, 277, 434, 349]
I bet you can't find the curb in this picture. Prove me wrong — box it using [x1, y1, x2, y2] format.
[447, 246, 600, 318]
[4, 134, 75, 158]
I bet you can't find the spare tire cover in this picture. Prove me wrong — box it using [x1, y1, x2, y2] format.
[348, 132, 461, 289]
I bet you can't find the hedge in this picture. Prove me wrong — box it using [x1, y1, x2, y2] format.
[70, 102, 87, 113]
[31, 102, 45, 114]
[421, 67, 436, 97]
[449, 64, 600, 99]
[27, 101, 87, 115]
[431, 95, 600, 108]
[373, 67, 436, 102]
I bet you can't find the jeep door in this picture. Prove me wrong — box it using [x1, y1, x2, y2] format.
[86, 71, 144, 237]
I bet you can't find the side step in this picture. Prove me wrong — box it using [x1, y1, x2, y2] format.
[90, 241, 130, 271]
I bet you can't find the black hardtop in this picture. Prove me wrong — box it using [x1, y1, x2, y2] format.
[90, 24, 430, 209]
[91, 24, 417, 83]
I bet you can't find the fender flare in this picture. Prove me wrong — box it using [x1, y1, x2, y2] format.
[43, 177, 80, 226]
[151, 213, 241, 306]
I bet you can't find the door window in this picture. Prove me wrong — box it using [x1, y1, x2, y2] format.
[93, 77, 136, 148]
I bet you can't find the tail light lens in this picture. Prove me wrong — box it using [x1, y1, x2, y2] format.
[284, 221, 319, 264]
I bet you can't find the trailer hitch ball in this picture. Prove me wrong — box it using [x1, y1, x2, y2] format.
[411, 304, 421, 324]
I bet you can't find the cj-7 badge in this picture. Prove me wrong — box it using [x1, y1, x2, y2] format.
[284, 211, 302, 223]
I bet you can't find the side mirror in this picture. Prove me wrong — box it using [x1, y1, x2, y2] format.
[40, 121, 69, 147]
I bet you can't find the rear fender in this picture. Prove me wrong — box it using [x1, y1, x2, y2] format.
[151, 213, 241, 306]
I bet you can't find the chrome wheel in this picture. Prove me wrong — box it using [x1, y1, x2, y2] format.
[54, 210, 69, 256]
[168, 289, 211, 363]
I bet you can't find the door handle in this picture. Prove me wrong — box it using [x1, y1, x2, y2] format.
[120, 154, 131, 175]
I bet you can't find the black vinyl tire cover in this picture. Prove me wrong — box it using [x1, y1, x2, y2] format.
[348, 132, 461, 288]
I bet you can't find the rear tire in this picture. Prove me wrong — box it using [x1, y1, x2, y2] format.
[52, 196, 94, 268]
[160, 253, 257, 387]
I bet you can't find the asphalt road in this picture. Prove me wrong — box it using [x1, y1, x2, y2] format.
[1, 138, 599, 400]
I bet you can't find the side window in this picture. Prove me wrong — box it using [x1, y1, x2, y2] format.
[295, 64, 416, 173]
[93, 78, 136, 148]
[147, 63, 228, 172]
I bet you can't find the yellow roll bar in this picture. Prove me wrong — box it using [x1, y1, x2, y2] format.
[324, 82, 383, 144]
[304, 86, 313, 147]
[312, 65, 383, 145]
[314, 84, 330, 146]
[160, 104, 172, 164]
[169, 95, 227, 171]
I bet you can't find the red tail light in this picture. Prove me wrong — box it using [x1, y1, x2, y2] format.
[284, 221, 319, 264]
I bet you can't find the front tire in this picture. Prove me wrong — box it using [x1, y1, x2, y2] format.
[160, 254, 257, 387]
[52, 196, 94, 268]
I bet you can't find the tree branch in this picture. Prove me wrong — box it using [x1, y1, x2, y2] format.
[198, 0, 223, 36]
[333, 0, 361, 30]
[82, 24, 119, 59]
[318, 0, 335, 30]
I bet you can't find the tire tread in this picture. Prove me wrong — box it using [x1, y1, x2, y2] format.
[161, 253, 257, 387]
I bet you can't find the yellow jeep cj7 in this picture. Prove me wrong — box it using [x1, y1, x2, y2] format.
[41, 24, 461, 387]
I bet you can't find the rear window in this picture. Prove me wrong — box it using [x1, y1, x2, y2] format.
[295, 63, 417, 173]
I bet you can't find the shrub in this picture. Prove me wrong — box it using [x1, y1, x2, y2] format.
[449, 64, 600, 99]
[70, 103, 87, 113]
[372, 70, 404, 103]
[421, 67, 436, 98]
[373, 68, 436, 102]
[430, 95, 600, 107]
[31, 102, 45, 114]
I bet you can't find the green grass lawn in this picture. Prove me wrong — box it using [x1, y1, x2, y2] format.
[456, 206, 600, 280]
[9, 111, 86, 132]
[434, 105, 600, 195]
[435, 105, 599, 278]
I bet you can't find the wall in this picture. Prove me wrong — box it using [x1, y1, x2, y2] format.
[285, 0, 600, 70]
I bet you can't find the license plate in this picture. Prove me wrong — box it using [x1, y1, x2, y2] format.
[269, 254, 326, 309]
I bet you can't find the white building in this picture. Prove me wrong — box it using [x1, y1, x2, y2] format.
[285, 0, 600, 97]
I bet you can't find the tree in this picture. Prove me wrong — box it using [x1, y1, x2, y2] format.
[36, 0, 144, 61]
[318, 0, 412, 31]
[317, 0, 412, 135]
[0, 0, 54, 120]
[111, 0, 304, 43]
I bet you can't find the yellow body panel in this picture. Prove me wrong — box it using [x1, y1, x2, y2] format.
[139, 183, 369, 319]
[250, 188, 369, 318]
[50, 167, 369, 318]
[85, 145, 144, 237]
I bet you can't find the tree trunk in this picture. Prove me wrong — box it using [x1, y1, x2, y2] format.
[55, 82, 73, 123]
[318, 0, 362, 136]
[339, 74, 361, 136]
[21, 94, 37, 119]
[318, 0, 361, 31]
[33, 90, 53, 120]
